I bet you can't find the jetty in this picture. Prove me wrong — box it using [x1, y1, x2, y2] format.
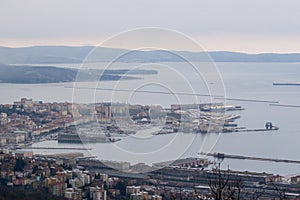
[17, 147, 92, 150]
[201, 152, 300, 164]
[270, 103, 300, 108]
[273, 82, 300, 86]
[222, 122, 279, 133]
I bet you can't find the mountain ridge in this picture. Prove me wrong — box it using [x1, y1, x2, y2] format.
[0, 46, 300, 64]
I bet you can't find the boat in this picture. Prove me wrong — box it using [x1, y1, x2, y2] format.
[153, 127, 176, 135]
[58, 133, 120, 143]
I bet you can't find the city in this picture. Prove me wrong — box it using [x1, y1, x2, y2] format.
[1, 1, 300, 199]
[0, 98, 299, 199]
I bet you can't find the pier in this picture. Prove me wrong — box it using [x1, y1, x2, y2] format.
[214, 97, 279, 104]
[222, 122, 279, 133]
[270, 103, 300, 108]
[223, 127, 279, 133]
[67, 86, 279, 103]
[273, 83, 300, 86]
[17, 147, 92, 150]
[201, 152, 300, 164]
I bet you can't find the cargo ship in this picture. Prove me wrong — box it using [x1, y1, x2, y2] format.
[58, 133, 120, 143]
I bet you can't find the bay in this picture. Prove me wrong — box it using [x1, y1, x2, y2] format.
[2, 62, 300, 175]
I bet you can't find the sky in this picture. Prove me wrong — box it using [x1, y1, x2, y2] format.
[0, 0, 300, 53]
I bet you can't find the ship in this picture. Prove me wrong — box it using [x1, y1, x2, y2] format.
[58, 133, 120, 143]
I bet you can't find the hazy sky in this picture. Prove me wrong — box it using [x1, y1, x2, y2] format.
[0, 0, 299, 53]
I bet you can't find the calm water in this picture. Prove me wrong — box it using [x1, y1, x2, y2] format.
[3, 62, 300, 175]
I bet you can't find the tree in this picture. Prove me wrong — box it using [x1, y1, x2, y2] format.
[115, 181, 127, 196]
[207, 162, 264, 200]
[225, 178, 244, 200]
[208, 162, 230, 200]
[103, 181, 108, 190]
[32, 165, 39, 174]
[268, 179, 287, 200]
[14, 158, 26, 172]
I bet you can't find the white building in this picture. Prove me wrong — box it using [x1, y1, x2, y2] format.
[90, 186, 107, 200]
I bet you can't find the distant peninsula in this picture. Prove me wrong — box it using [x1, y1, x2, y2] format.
[0, 64, 157, 84]
[0, 46, 300, 64]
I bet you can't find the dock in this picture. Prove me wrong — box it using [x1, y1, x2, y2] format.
[223, 127, 279, 133]
[222, 122, 279, 133]
[201, 152, 300, 164]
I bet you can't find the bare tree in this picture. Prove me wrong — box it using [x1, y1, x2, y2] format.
[207, 162, 264, 200]
[244, 188, 265, 200]
[268, 179, 287, 200]
[208, 162, 230, 200]
[225, 178, 244, 200]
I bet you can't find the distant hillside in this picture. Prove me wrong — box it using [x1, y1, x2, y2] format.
[0, 64, 77, 83]
[209, 51, 300, 62]
[0, 46, 300, 64]
[0, 46, 93, 64]
[0, 64, 157, 84]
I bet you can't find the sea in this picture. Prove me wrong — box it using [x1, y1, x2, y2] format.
[1, 62, 300, 176]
